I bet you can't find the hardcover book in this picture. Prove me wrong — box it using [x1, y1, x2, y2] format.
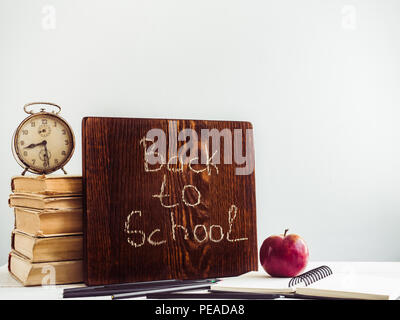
[9, 193, 82, 210]
[82, 117, 257, 285]
[14, 207, 82, 237]
[8, 251, 83, 286]
[11, 175, 82, 195]
[11, 231, 83, 263]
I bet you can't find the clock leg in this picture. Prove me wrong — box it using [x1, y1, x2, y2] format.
[21, 168, 28, 176]
[61, 167, 68, 175]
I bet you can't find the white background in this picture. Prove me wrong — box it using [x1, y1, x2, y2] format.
[1, 0, 400, 265]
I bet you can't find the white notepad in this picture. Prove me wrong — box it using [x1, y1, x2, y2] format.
[211, 270, 400, 300]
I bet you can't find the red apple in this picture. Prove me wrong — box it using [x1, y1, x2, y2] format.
[260, 229, 309, 277]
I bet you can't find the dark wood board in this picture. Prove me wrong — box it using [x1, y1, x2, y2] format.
[82, 117, 257, 285]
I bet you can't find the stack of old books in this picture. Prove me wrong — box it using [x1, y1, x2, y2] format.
[8, 175, 83, 286]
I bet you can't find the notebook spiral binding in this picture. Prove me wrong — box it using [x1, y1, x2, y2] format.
[288, 265, 333, 287]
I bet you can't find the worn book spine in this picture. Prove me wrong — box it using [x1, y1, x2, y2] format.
[8, 251, 84, 286]
[13, 207, 83, 237]
[11, 175, 83, 194]
[11, 231, 83, 263]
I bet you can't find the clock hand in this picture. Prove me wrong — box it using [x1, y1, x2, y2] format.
[24, 140, 46, 149]
[43, 142, 50, 168]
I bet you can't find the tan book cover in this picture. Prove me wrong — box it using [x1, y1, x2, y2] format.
[11, 231, 83, 262]
[9, 193, 82, 210]
[11, 175, 82, 195]
[8, 251, 83, 286]
[14, 207, 82, 237]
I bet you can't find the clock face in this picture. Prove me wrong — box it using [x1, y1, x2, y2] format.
[14, 113, 75, 174]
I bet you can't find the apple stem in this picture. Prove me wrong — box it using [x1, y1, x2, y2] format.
[284, 229, 289, 237]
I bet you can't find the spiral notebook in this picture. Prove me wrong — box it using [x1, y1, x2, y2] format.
[211, 266, 400, 300]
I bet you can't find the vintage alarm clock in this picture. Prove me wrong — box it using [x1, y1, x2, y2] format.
[12, 102, 75, 175]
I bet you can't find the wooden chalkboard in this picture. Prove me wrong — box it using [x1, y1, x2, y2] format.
[82, 117, 257, 285]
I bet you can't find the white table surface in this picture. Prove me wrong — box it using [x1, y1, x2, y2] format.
[1, 261, 400, 300]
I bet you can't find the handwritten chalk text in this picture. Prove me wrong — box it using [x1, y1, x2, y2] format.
[124, 205, 248, 248]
